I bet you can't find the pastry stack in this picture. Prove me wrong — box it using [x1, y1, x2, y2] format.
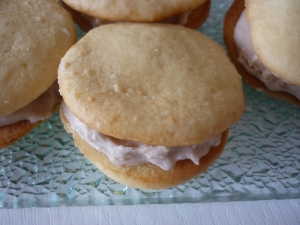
[0, 0, 76, 149]
[61, 0, 212, 31]
[58, 1, 245, 189]
[224, 0, 300, 106]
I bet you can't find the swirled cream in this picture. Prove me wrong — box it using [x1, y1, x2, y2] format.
[234, 11, 300, 99]
[62, 102, 221, 170]
[0, 82, 60, 127]
[83, 11, 192, 28]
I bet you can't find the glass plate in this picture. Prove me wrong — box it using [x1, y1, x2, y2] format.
[1, 0, 300, 208]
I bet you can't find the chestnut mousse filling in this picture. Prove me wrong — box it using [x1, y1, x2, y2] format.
[62, 101, 221, 170]
[0, 82, 60, 127]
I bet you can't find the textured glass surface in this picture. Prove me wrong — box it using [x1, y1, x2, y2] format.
[1, 0, 300, 208]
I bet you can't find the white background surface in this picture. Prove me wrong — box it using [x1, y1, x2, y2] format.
[1, 199, 299, 225]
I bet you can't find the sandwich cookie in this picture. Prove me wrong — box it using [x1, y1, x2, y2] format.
[0, 0, 77, 149]
[224, 0, 300, 106]
[58, 23, 244, 189]
[61, 0, 211, 32]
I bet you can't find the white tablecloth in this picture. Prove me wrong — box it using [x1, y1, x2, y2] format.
[1, 199, 300, 225]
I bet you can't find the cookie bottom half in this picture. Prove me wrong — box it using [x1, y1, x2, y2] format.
[61, 110, 228, 190]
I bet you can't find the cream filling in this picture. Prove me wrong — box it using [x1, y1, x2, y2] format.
[234, 11, 300, 99]
[0, 82, 60, 127]
[83, 11, 192, 28]
[62, 102, 221, 170]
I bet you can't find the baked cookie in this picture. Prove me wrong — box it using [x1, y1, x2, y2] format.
[59, 23, 244, 189]
[224, 0, 300, 106]
[0, 0, 77, 148]
[61, 0, 211, 31]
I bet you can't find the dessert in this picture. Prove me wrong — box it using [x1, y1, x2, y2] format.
[61, 0, 211, 31]
[0, 0, 77, 148]
[58, 23, 244, 189]
[224, 0, 300, 105]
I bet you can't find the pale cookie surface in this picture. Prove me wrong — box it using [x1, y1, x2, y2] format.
[59, 23, 244, 146]
[245, 0, 300, 86]
[0, 0, 76, 118]
[62, 0, 206, 22]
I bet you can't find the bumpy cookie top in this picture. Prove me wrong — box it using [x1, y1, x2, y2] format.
[59, 23, 244, 146]
[62, 0, 207, 22]
[0, 0, 76, 117]
[245, 0, 300, 85]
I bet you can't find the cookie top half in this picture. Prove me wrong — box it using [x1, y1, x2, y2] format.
[245, 0, 300, 85]
[62, 0, 207, 22]
[59, 23, 244, 146]
[0, 0, 76, 118]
